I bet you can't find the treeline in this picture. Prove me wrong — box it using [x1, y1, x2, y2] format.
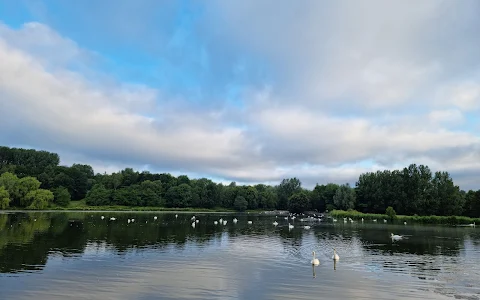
[0, 146, 479, 216]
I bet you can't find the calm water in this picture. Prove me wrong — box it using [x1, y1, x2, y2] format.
[0, 212, 479, 300]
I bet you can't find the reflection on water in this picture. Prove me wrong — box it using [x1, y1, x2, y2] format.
[0, 212, 479, 299]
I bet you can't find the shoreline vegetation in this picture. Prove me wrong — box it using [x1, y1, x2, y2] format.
[1, 145, 479, 225]
[331, 209, 479, 225]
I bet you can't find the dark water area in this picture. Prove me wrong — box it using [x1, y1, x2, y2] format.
[0, 211, 479, 299]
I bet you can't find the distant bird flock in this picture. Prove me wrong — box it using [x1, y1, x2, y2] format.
[96, 211, 476, 270]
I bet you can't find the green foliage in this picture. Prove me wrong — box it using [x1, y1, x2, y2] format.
[0, 186, 10, 209]
[165, 183, 192, 208]
[25, 189, 54, 210]
[233, 196, 248, 212]
[53, 186, 71, 207]
[0, 145, 479, 222]
[332, 209, 480, 225]
[288, 191, 311, 213]
[333, 183, 356, 210]
[355, 164, 466, 217]
[385, 206, 397, 220]
[18, 177, 41, 206]
[276, 178, 302, 210]
[85, 184, 111, 206]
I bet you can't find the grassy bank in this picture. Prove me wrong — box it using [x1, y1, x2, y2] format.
[330, 209, 479, 225]
[4, 200, 270, 214]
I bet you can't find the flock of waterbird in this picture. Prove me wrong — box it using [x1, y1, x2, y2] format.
[97, 212, 476, 268]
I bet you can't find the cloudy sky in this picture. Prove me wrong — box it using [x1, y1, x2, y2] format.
[0, 0, 479, 190]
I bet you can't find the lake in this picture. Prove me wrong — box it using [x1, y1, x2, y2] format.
[0, 211, 479, 300]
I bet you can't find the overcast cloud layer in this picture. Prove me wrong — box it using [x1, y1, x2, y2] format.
[0, 0, 479, 190]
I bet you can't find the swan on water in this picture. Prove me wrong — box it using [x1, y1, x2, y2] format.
[154, 216, 157, 220]
[391, 233, 403, 240]
[214, 221, 218, 225]
[191, 222, 196, 228]
[175, 214, 178, 218]
[332, 248, 340, 260]
[233, 218, 238, 223]
[404, 221, 407, 225]
[468, 222, 476, 227]
[304, 225, 311, 229]
[288, 223, 294, 229]
[101, 216, 105, 220]
[273, 221, 278, 226]
[248, 221, 253, 224]
[311, 251, 320, 266]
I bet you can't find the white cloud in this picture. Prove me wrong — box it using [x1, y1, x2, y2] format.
[1, 0, 480, 191]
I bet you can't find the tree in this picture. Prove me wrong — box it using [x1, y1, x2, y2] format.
[85, 184, 111, 206]
[234, 196, 248, 212]
[53, 186, 71, 207]
[276, 178, 302, 210]
[165, 184, 192, 208]
[0, 172, 19, 204]
[0, 186, 10, 209]
[333, 183, 356, 210]
[464, 190, 480, 218]
[139, 180, 163, 206]
[18, 177, 41, 207]
[288, 191, 311, 213]
[385, 206, 397, 220]
[177, 175, 191, 186]
[25, 189, 54, 210]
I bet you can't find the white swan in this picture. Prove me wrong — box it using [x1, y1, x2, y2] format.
[391, 233, 403, 240]
[304, 225, 311, 229]
[273, 221, 278, 226]
[223, 220, 227, 225]
[332, 248, 340, 260]
[214, 221, 218, 225]
[311, 251, 320, 266]
[175, 214, 178, 218]
[191, 222, 196, 228]
[101, 216, 105, 220]
[468, 222, 476, 227]
[248, 221, 253, 224]
[233, 218, 238, 223]
[154, 216, 157, 220]
[288, 223, 294, 229]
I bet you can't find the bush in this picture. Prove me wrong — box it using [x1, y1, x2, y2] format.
[385, 206, 397, 220]
[53, 186, 71, 207]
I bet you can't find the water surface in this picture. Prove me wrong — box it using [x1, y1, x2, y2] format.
[0, 212, 479, 299]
